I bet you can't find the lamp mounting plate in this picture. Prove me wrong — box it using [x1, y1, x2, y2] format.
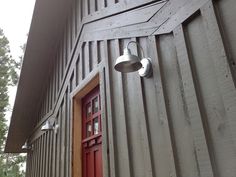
[138, 58, 152, 77]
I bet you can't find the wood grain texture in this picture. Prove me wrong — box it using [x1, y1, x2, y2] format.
[100, 67, 110, 177]
[107, 39, 132, 177]
[151, 35, 178, 177]
[174, 24, 214, 177]
[103, 40, 117, 177]
[215, 0, 236, 82]
[200, 2, 236, 176]
[24, 1, 236, 177]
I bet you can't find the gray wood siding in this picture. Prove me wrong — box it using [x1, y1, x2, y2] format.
[27, 0, 236, 177]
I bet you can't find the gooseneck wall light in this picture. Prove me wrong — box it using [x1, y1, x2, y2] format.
[41, 118, 59, 134]
[41, 120, 54, 131]
[22, 141, 32, 151]
[114, 41, 152, 77]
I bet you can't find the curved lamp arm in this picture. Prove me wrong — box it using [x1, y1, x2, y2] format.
[126, 41, 145, 59]
[114, 40, 152, 77]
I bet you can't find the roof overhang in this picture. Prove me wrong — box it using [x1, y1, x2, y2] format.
[5, 0, 72, 153]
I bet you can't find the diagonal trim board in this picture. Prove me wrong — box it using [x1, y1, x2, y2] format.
[82, 0, 213, 41]
[153, 0, 212, 34]
[85, 1, 167, 32]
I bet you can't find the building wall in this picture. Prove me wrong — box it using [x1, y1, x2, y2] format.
[26, 0, 236, 177]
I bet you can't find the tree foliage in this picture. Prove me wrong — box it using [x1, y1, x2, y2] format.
[0, 28, 26, 177]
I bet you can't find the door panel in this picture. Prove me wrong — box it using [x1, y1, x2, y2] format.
[82, 86, 103, 177]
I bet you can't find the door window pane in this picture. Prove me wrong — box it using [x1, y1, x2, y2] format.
[92, 97, 99, 113]
[86, 123, 92, 137]
[93, 117, 99, 135]
[86, 103, 92, 118]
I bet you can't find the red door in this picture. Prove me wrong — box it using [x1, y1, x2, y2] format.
[82, 86, 103, 177]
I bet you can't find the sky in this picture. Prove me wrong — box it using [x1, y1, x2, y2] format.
[0, 0, 36, 122]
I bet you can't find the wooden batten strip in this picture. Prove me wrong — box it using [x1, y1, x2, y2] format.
[84, 0, 88, 17]
[70, 11, 73, 51]
[90, 0, 96, 14]
[42, 93, 46, 119]
[46, 134, 49, 177]
[132, 37, 154, 177]
[53, 57, 57, 104]
[103, 40, 116, 177]
[55, 111, 61, 177]
[201, 0, 236, 153]
[45, 132, 49, 177]
[60, 99, 66, 177]
[31, 142, 35, 177]
[49, 76, 52, 110]
[49, 131, 53, 177]
[76, 0, 81, 27]
[61, 40, 65, 83]
[72, 0, 76, 42]
[113, 39, 132, 177]
[100, 67, 110, 177]
[148, 35, 178, 177]
[173, 24, 215, 177]
[52, 127, 56, 177]
[67, 19, 72, 57]
[46, 80, 50, 114]
[33, 140, 38, 177]
[36, 138, 40, 177]
[40, 135, 44, 177]
[89, 42, 93, 72]
[80, 0, 84, 21]
[63, 31, 67, 73]
[75, 55, 80, 86]
[72, 69, 76, 92]
[93, 41, 98, 67]
[38, 137, 42, 177]
[84, 42, 90, 77]
[42, 135, 45, 177]
[81, 43, 86, 80]
[57, 46, 64, 95]
[56, 53, 60, 96]
[88, 42, 92, 72]
[68, 90, 73, 177]
[79, 48, 84, 83]
[42, 132, 48, 177]
[66, 88, 70, 177]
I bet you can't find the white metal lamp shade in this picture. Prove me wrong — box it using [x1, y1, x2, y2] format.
[22, 142, 31, 151]
[114, 41, 152, 77]
[114, 48, 142, 73]
[41, 120, 54, 131]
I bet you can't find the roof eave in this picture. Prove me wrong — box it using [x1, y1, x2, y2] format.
[5, 0, 72, 153]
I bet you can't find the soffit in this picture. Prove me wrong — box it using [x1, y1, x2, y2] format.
[5, 0, 72, 152]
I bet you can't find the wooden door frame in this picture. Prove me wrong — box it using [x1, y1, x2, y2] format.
[72, 74, 100, 177]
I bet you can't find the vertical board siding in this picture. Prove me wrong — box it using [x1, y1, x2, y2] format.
[60, 99, 66, 177]
[215, 0, 236, 82]
[185, 12, 236, 177]
[65, 88, 70, 177]
[174, 25, 215, 177]
[33, 0, 127, 123]
[107, 39, 131, 177]
[26, 1, 236, 177]
[103, 40, 117, 177]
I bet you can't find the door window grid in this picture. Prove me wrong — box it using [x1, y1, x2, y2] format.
[83, 91, 101, 139]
